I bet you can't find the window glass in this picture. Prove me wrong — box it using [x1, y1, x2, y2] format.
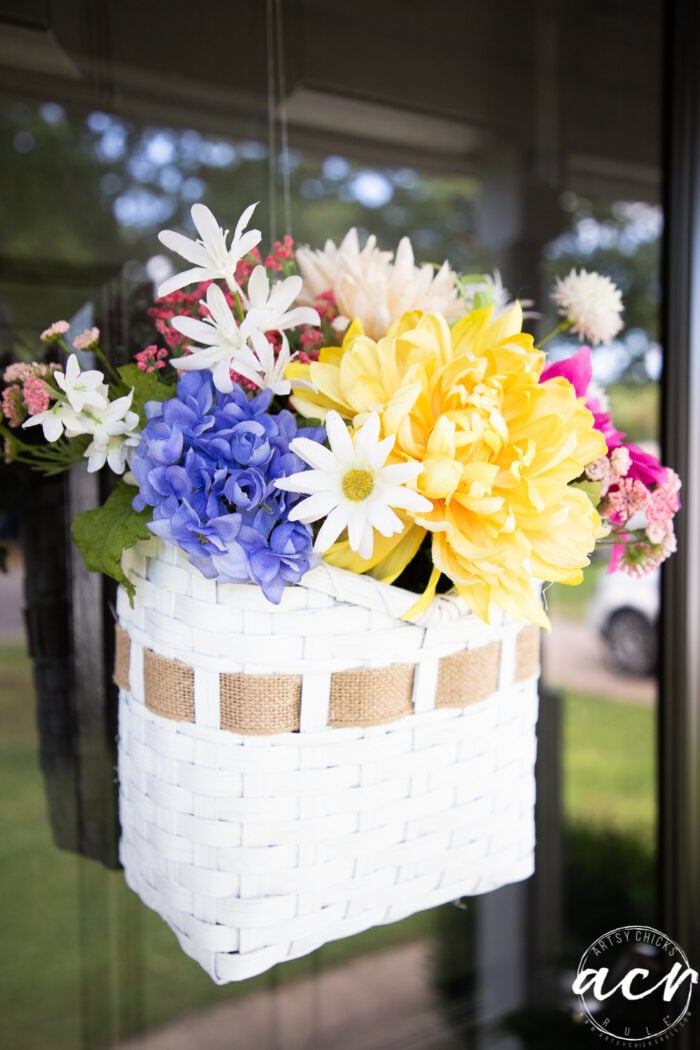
[0, 2, 663, 1047]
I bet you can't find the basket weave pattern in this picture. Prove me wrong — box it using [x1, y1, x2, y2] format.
[116, 537, 540, 983]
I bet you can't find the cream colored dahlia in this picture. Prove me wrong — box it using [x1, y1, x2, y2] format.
[551, 268, 624, 346]
[296, 228, 462, 339]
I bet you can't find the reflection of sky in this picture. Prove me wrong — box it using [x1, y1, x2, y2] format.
[56, 110, 439, 239]
[547, 329, 659, 384]
[548, 201, 662, 259]
[348, 171, 393, 208]
[114, 188, 175, 228]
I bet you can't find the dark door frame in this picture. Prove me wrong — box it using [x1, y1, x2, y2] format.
[660, 2, 700, 1046]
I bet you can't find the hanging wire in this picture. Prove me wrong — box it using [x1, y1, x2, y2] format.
[266, 0, 293, 244]
[275, 0, 293, 237]
[266, 0, 278, 243]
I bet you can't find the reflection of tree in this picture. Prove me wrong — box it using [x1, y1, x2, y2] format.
[3, 98, 660, 388]
[1, 98, 483, 355]
[541, 196, 662, 384]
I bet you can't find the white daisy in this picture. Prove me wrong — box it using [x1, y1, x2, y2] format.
[157, 202, 261, 297]
[275, 410, 432, 560]
[551, 268, 624, 346]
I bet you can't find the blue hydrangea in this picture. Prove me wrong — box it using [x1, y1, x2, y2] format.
[131, 371, 325, 603]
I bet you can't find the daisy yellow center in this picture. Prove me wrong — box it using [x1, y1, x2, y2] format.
[342, 468, 374, 502]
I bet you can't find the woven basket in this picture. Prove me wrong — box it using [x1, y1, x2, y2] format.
[115, 536, 540, 984]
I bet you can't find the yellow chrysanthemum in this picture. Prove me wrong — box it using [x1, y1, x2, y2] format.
[289, 306, 607, 628]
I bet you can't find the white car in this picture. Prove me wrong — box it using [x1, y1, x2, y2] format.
[588, 568, 659, 677]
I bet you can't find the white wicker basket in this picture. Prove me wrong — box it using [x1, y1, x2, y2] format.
[115, 536, 540, 984]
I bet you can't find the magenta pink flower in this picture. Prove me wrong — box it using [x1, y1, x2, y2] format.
[541, 345, 592, 396]
[541, 346, 625, 448]
[624, 442, 668, 487]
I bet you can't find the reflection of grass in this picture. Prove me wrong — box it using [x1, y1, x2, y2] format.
[545, 556, 607, 621]
[2, 642, 657, 1049]
[435, 687, 656, 1048]
[563, 689, 655, 847]
[0, 642, 433, 1050]
[547, 554, 610, 622]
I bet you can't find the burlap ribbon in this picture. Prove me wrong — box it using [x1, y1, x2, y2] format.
[114, 623, 540, 734]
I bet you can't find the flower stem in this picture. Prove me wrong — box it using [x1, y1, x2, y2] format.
[536, 319, 571, 349]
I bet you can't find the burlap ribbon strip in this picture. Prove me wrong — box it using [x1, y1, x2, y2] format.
[114, 623, 540, 734]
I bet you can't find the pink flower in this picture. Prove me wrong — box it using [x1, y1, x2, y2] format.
[1, 386, 26, 427]
[264, 235, 295, 272]
[611, 528, 677, 577]
[299, 327, 325, 357]
[541, 346, 626, 448]
[541, 345, 592, 397]
[135, 345, 169, 372]
[624, 442, 668, 487]
[40, 320, 70, 343]
[609, 446, 631, 482]
[3, 362, 34, 383]
[602, 477, 651, 525]
[73, 326, 100, 351]
[645, 470, 681, 543]
[23, 375, 52, 415]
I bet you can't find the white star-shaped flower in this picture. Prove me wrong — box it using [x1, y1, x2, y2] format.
[275, 410, 432, 560]
[23, 355, 109, 441]
[81, 390, 140, 474]
[246, 265, 320, 334]
[54, 354, 109, 413]
[170, 283, 264, 393]
[157, 202, 261, 297]
[247, 329, 292, 396]
[22, 401, 84, 443]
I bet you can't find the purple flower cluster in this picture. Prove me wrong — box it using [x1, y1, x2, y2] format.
[130, 371, 324, 603]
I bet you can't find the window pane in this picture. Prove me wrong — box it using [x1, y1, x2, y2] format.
[0, 2, 664, 1047]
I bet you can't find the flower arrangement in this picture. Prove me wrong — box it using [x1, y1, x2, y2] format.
[0, 202, 680, 628]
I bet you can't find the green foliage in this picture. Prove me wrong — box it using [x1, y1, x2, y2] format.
[607, 382, 659, 443]
[0, 426, 88, 476]
[71, 482, 152, 600]
[117, 362, 174, 423]
[570, 477, 601, 510]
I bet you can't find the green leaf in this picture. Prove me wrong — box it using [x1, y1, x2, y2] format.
[71, 482, 152, 602]
[458, 272, 489, 286]
[571, 478, 602, 509]
[472, 289, 494, 310]
[117, 363, 173, 425]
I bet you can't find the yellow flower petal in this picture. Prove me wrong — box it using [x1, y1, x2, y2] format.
[298, 306, 604, 627]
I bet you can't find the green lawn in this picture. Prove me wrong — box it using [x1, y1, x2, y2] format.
[0, 642, 433, 1050]
[563, 689, 655, 846]
[0, 643, 655, 1050]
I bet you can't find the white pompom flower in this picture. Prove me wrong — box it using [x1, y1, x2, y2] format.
[551, 268, 624, 346]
